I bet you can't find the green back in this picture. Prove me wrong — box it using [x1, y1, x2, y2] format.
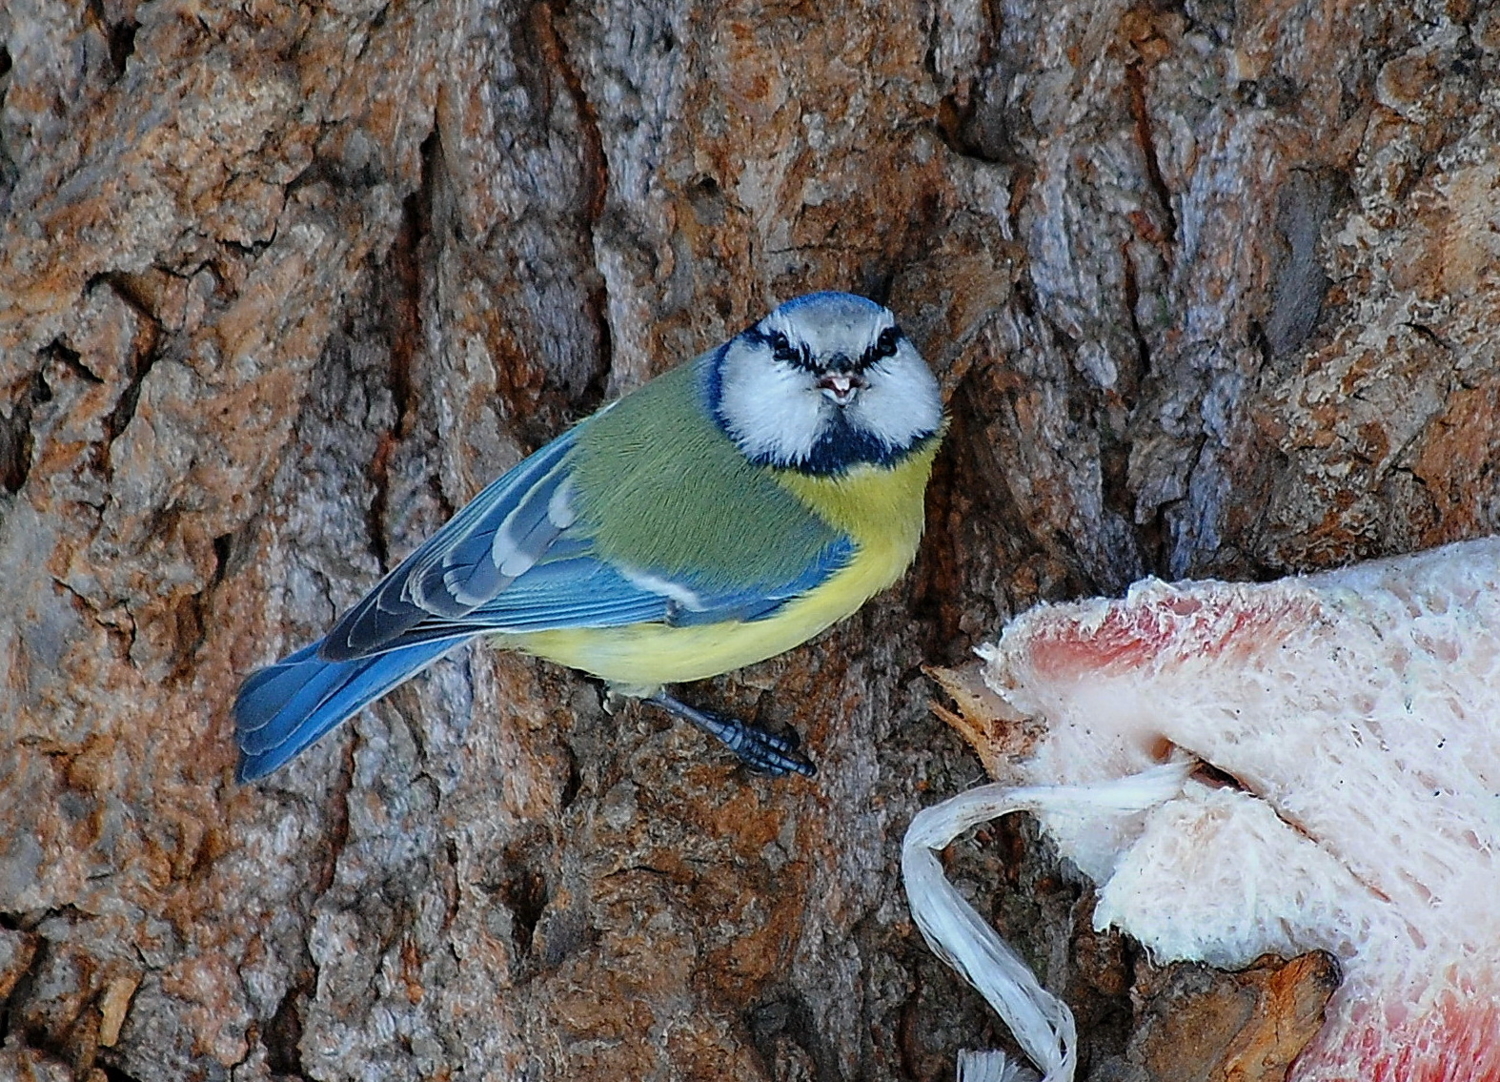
[568, 353, 843, 588]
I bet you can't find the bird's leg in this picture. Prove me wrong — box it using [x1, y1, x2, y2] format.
[646, 691, 816, 777]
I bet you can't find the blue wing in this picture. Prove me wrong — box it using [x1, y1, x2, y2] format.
[234, 638, 458, 781]
[233, 426, 853, 780]
[319, 426, 584, 660]
[380, 536, 854, 646]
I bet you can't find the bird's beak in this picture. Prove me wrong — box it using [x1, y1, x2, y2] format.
[818, 372, 866, 406]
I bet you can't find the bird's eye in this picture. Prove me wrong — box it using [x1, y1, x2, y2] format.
[875, 327, 901, 359]
[770, 332, 801, 364]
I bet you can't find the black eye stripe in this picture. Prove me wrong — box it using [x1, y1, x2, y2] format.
[862, 325, 902, 366]
[747, 322, 901, 372]
[764, 329, 814, 369]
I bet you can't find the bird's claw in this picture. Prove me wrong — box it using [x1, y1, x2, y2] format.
[712, 710, 815, 776]
[647, 692, 817, 777]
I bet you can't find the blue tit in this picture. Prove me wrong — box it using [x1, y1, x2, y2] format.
[233, 291, 946, 782]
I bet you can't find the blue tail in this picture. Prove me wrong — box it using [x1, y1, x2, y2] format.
[233, 637, 460, 781]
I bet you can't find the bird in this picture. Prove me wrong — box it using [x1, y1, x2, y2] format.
[233, 291, 946, 782]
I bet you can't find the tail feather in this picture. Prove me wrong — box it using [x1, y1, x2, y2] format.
[233, 638, 461, 781]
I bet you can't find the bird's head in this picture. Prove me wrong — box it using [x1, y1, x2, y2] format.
[712, 292, 944, 475]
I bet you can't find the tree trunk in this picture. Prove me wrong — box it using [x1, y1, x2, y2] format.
[1, 0, 1495, 1077]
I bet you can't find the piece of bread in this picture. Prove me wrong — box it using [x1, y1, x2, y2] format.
[919, 538, 1500, 1081]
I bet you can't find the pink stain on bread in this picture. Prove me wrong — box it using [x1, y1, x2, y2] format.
[1020, 590, 1321, 680]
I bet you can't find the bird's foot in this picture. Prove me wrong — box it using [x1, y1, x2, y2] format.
[647, 692, 816, 777]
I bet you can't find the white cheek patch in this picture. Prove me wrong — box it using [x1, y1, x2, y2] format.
[716, 339, 825, 465]
[848, 345, 944, 450]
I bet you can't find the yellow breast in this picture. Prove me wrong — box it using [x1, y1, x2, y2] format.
[504, 438, 941, 689]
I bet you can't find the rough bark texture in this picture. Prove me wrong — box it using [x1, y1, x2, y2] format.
[0, 0, 1495, 1078]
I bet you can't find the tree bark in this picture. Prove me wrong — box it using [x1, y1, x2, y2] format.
[0, 0, 1495, 1078]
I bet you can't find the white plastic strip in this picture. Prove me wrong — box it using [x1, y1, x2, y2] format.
[903, 762, 1193, 1082]
[957, 1048, 1038, 1082]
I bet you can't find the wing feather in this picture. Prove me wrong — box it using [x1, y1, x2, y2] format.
[320, 430, 579, 660]
[358, 538, 855, 647]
